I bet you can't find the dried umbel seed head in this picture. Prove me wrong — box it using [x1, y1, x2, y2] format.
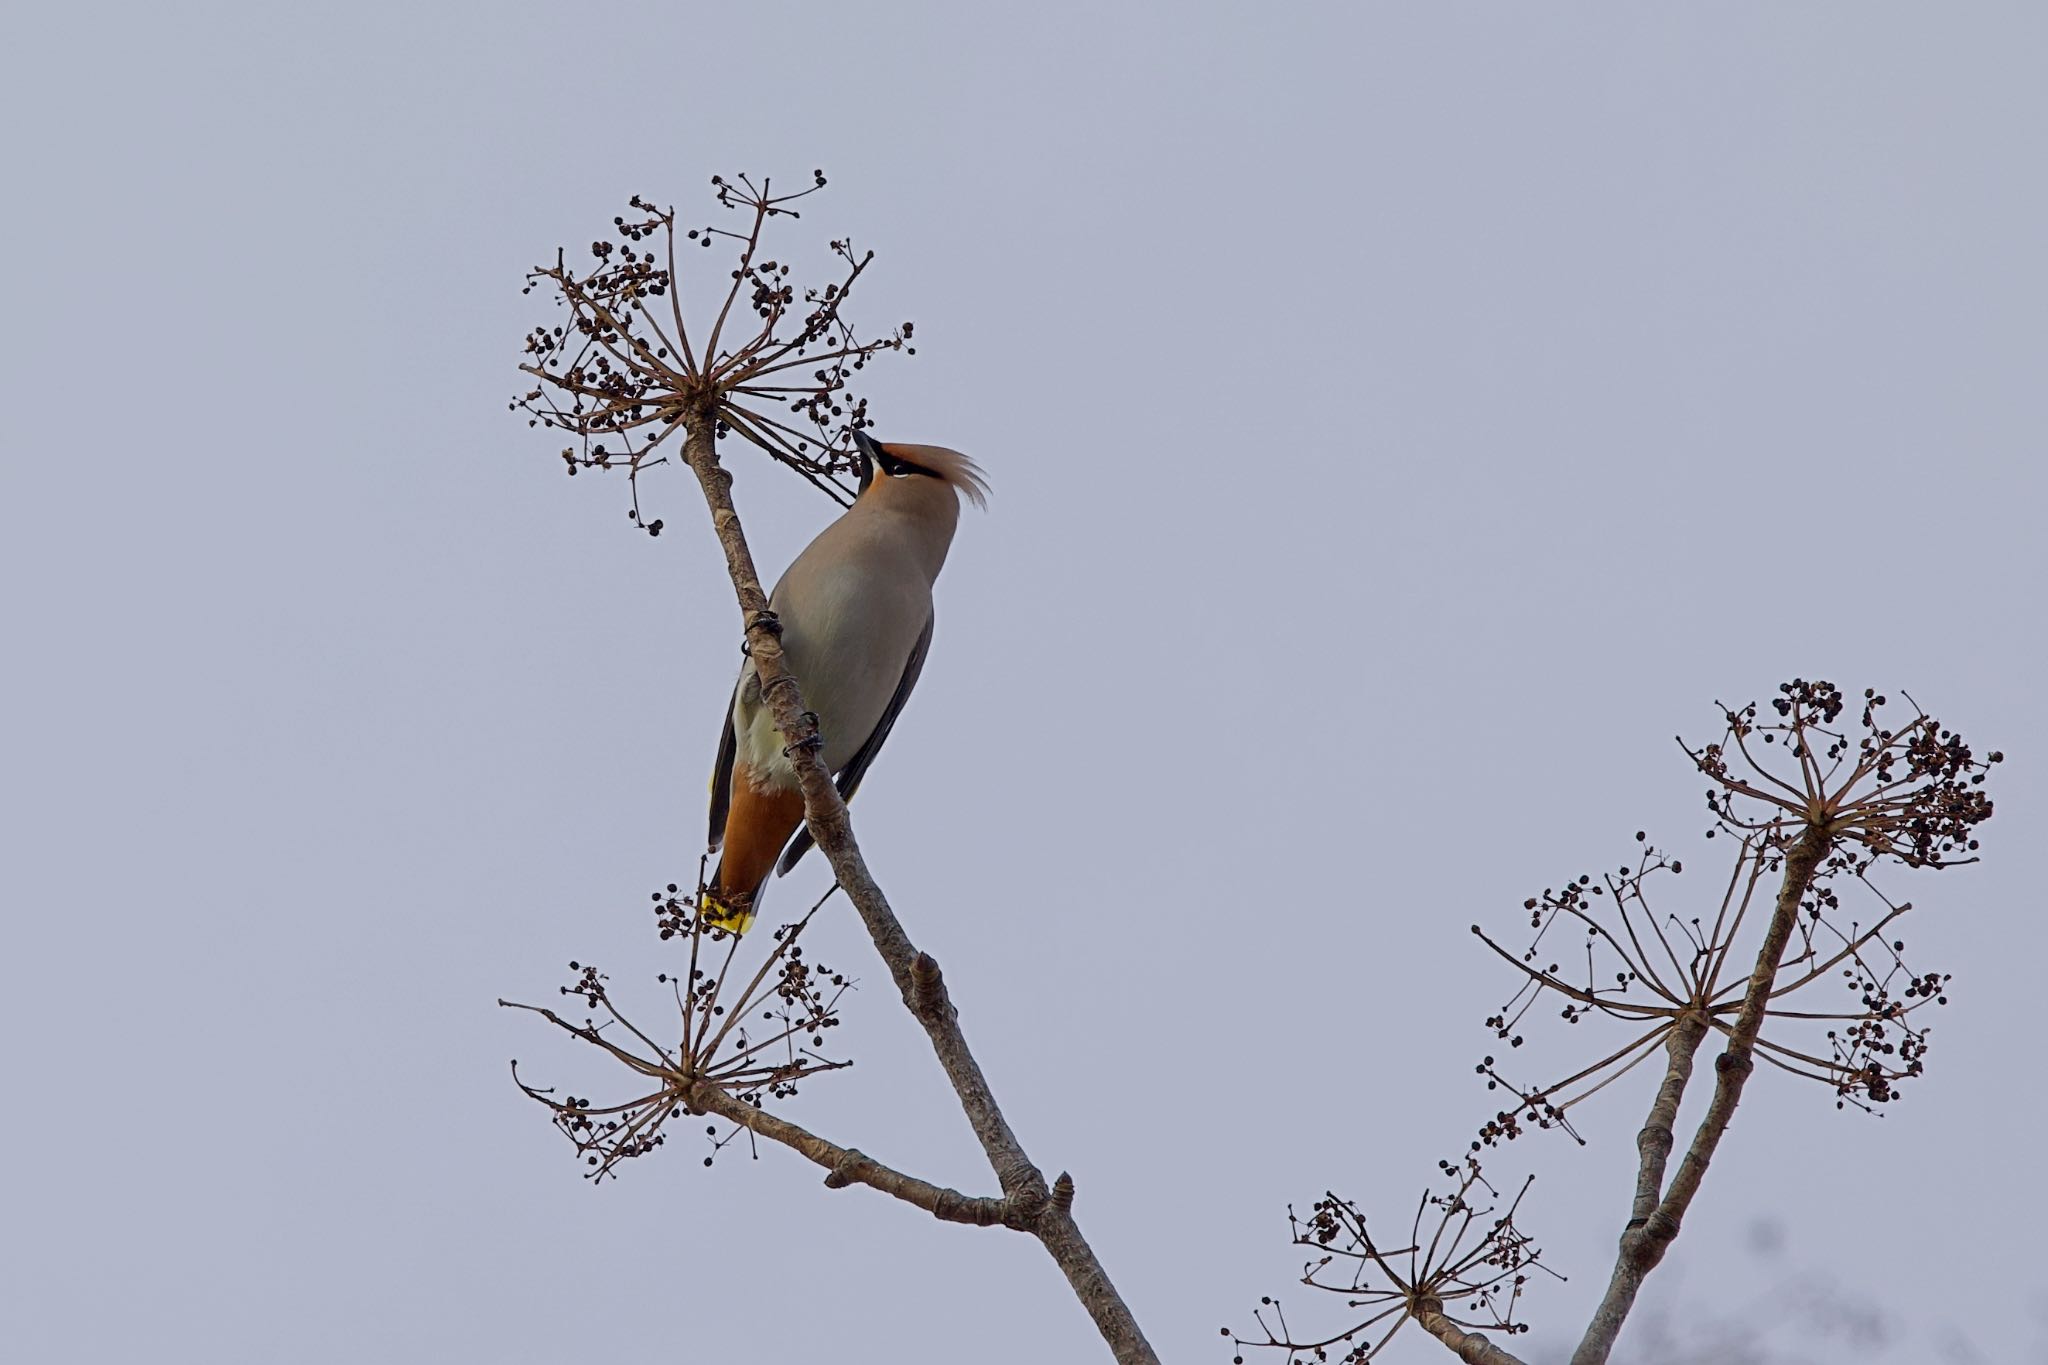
[1691, 682, 1999, 868]
[1472, 683, 2000, 1151]
[514, 171, 917, 531]
[503, 882, 853, 1182]
[1232, 1160, 1551, 1362]
[1245, 684, 2003, 1361]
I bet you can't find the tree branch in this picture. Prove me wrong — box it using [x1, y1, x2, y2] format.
[1625, 1012, 1711, 1235]
[683, 1078, 1025, 1227]
[1415, 1298, 1532, 1365]
[678, 410, 1158, 1365]
[1571, 826, 1829, 1365]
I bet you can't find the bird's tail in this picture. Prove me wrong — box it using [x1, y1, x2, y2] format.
[699, 872, 758, 936]
[703, 771, 805, 937]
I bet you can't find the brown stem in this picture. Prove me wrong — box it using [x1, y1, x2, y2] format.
[1626, 1012, 1711, 1232]
[677, 410, 1158, 1365]
[1571, 825, 1830, 1365]
[1415, 1298, 1531, 1365]
[684, 1081, 1022, 1227]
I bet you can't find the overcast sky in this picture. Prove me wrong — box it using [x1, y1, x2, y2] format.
[6, 4, 2046, 1363]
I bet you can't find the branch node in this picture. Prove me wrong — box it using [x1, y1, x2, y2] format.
[1051, 1170, 1076, 1213]
[1000, 1168, 1052, 1229]
[823, 1148, 867, 1190]
[1456, 1331, 1498, 1363]
[910, 951, 949, 1016]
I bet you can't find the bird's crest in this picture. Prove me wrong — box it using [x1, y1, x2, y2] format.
[884, 443, 990, 509]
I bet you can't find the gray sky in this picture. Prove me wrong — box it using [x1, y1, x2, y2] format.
[6, 4, 2045, 1362]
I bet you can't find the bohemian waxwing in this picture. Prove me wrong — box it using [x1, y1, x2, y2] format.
[702, 430, 988, 932]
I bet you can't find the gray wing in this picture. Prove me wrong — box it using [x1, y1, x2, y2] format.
[706, 687, 739, 850]
[777, 610, 934, 875]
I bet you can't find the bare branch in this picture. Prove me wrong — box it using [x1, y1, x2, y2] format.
[675, 412, 1157, 1365]
[682, 1080, 1025, 1227]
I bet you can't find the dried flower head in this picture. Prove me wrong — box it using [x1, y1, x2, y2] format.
[502, 880, 852, 1181]
[1472, 682, 2000, 1143]
[1245, 682, 2002, 1364]
[1229, 1158, 1553, 1363]
[1693, 680, 1998, 869]
[512, 170, 914, 528]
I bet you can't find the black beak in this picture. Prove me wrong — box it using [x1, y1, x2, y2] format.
[850, 429, 881, 493]
[852, 428, 910, 485]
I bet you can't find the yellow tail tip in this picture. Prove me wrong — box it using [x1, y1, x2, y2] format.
[699, 892, 756, 937]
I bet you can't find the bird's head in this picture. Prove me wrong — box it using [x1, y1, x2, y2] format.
[852, 430, 989, 510]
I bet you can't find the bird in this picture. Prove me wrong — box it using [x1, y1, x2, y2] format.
[701, 429, 988, 933]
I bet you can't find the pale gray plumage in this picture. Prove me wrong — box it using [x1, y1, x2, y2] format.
[702, 433, 986, 929]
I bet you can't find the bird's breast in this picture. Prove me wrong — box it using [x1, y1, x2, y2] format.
[734, 546, 931, 784]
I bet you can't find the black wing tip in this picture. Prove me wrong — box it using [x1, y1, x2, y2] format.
[708, 709, 738, 850]
[776, 828, 816, 876]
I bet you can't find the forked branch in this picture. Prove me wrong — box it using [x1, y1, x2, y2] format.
[1569, 828, 1825, 1365]
[1241, 681, 1999, 1365]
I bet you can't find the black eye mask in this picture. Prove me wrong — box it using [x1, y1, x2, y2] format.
[852, 430, 937, 490]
